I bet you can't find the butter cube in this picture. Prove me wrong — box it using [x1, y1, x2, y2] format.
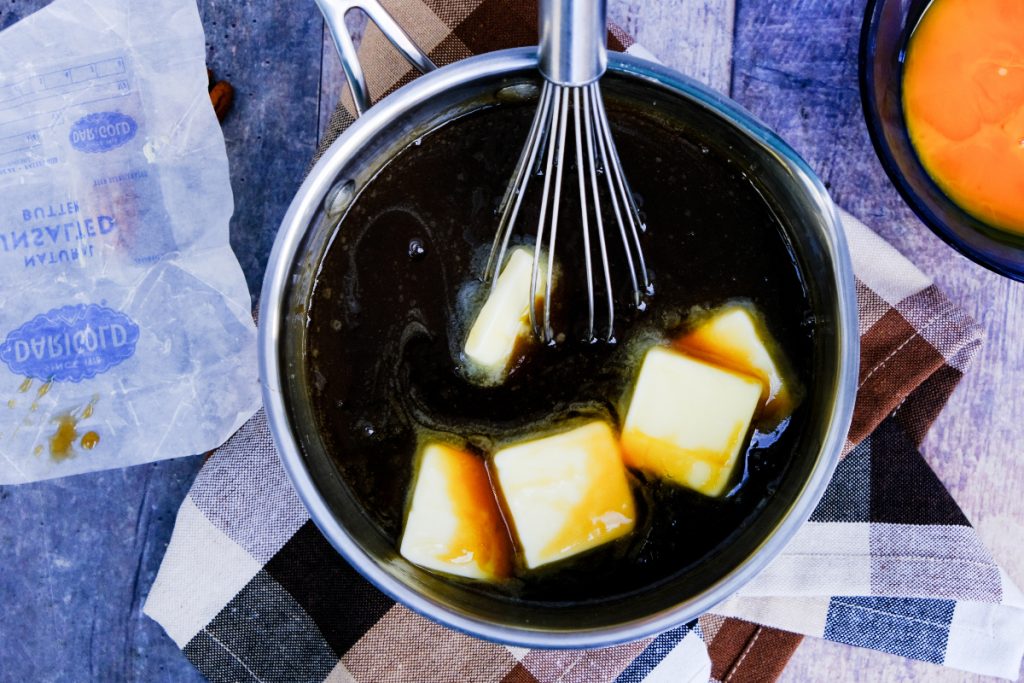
[400, 442, 511, 580]
[675, 304, 796, 422]
[493, 422, 635, 569]
[465, 248, 542, 382]
[621, 347, 761, 497]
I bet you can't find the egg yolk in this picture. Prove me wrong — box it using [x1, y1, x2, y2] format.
[903, 0, 1024, 235]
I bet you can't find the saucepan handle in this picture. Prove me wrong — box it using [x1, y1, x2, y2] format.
[314, 0, 438, 117]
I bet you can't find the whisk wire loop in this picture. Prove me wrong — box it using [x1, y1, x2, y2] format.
[587, 86, 640, 309]
[592, 88, 650, 295]
[571, 87, 597, 341]
[580, 83, 616, 341]
[485, 82, 555, 284]
[538, 86, 572, 342]
[526, 85, 567, 340]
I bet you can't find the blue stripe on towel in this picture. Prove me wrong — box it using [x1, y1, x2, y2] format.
[614, 622, 693, 682]
[824, 596, 955, 664]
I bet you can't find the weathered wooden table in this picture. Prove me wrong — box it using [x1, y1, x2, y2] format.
[1, 1, 1020, 681]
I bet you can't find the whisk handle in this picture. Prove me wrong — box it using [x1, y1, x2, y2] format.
[538, 0, 608, 86]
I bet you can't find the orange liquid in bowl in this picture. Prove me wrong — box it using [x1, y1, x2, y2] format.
[903, 0, 1024, 235]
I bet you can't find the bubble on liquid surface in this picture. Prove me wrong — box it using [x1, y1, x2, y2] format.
[324, 179, 355, 217]
[495, 82, 540, 103]
[408, 239, 426, 260]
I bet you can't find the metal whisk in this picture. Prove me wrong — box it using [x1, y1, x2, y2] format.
[483, 0, 650, 344]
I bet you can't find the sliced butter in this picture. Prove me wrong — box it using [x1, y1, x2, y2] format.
[621, 347, 761, 497]
[675, 304, 797, 422]
[400, 442, 511, 580]
[493, 421, 636, 569]
[464, 248, 542, 383]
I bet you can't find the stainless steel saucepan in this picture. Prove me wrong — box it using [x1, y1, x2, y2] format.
[259, 0, 859, 648]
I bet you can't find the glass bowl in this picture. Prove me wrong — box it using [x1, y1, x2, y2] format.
[860, 0, 1024, 280]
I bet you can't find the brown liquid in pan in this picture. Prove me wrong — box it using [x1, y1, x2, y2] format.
[305, 101, 814, 602]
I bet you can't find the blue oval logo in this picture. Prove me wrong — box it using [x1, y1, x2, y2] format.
[0, 304, 140, 382]
[69, 112, 138, 153]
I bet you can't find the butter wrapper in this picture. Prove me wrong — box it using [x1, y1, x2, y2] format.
[0, 0, 260, 483]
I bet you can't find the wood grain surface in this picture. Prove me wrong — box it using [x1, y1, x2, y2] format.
[0, 0, 1020, 681]
[726, 2, 1024, 680]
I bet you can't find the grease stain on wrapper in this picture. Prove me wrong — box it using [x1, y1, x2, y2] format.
[49, 413, 79, 461]
[39, 395, 100, 461]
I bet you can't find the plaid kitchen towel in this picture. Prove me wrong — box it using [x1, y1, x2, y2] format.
[145, 1, 1024, 681]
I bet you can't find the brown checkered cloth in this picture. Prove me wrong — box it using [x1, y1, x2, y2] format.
[144, 1, 1024, 681]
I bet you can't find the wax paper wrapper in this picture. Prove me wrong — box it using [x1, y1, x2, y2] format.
[0, 0, 260, 483]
